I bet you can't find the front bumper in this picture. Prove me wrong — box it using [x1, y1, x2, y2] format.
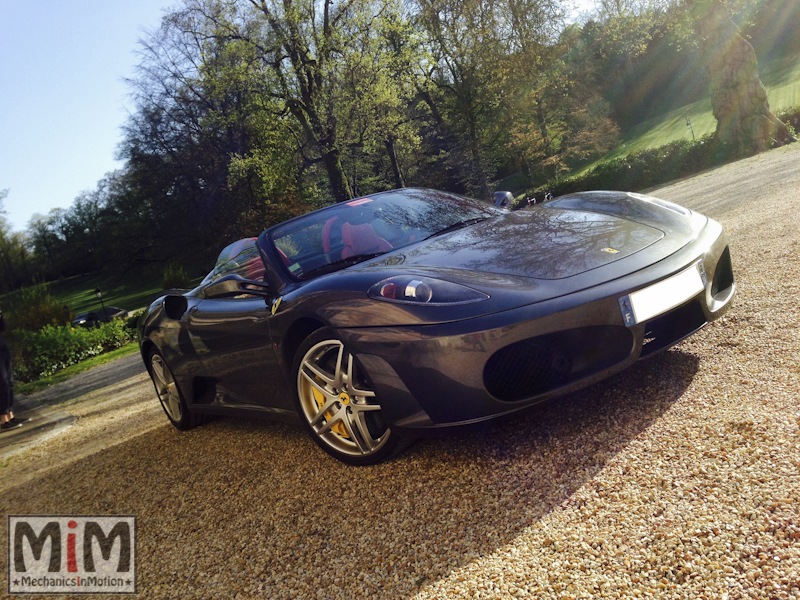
[338, 222, 735, 432]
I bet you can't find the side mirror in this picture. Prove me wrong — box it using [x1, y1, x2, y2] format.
[163, 295, 189, 321]
[204, 274, 272, 299]
[492, 191, 514, 208]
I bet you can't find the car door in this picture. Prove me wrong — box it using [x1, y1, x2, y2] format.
[184, 295, 291, 409]
[184, 238, 293, 411]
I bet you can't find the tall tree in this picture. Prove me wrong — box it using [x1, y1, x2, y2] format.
[122, 5, 303, 269]
[414, 0, 569, 196]
[686, 0, 794, 154]
[509, 23, 620, 182]
[0, 191, 34, 292]
[191, 0, 390, 202]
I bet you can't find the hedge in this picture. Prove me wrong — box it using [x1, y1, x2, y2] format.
[7, 315, 141, 384]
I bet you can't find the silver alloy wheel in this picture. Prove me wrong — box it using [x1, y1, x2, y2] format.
[151, 354, 183, 422]
[297, 339, 390, 457]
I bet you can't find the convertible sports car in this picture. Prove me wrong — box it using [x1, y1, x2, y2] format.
[139, 188, 735, 464]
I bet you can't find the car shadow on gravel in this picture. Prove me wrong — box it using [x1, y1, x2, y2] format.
[0, 348, 699, 598]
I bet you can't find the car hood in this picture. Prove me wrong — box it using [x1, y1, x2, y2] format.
[362, 207, 666, 280]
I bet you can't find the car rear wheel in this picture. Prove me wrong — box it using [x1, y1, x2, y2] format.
[148, 349, 207, 430]
[293, 329, 401, 465]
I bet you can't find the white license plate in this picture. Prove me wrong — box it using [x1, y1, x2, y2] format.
[619, 263, 705, 326]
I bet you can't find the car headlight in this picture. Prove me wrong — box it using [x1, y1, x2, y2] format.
[368, 276, 489, 305]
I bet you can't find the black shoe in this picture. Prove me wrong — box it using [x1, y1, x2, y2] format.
[1, 421, 23, 431]
[9, 417, 31, 424]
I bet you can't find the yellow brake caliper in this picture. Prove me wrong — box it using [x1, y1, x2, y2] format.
[312, 384, 349, 438]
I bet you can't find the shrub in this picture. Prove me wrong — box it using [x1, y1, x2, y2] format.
[125, 309, 144, 332]
[531, 134, 723, 198]
[775, 107, 800, 137]
[7, 318, 137, 383]
[4, 283, 70, 332]
[161, 263, 191, 289]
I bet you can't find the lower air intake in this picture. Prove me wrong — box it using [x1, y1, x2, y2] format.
[640, 299, 707, 358]
[484, 326, 633, 402]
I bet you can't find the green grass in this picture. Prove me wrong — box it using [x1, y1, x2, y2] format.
[575, 52, 800, 176]
[0, 273, 160, 317]
[0, 271, 204, 318]
[14, 341, 141, 396]
[609, 98, 717, 160]
[762, 53, 800, 110]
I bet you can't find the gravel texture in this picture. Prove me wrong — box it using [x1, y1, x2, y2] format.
[1, 144, 800, 599]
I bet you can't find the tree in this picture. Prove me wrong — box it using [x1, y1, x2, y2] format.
[121, 4, 304, 269]
[307, 2, 423, 195]
[186, 0, 375, 202]
[509, 23, 620, 182]
[0, 190, 35, 293]
[686, 0, 795, 154]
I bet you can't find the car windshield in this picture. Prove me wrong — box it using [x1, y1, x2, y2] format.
[269, 189, 505, 280]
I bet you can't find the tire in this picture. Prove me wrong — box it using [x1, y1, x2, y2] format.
[147, 348, 209, 430]
[292, 328, 404, 465]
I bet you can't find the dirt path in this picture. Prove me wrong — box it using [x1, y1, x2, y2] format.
[1, 144, 799, 599]
[0, 353, 160, 487]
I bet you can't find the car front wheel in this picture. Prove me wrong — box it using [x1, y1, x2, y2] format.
[293, 329, 401, 465]
[148, 348, 207, 430]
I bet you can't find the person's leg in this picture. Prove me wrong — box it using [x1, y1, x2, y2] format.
[0, 345, 22, 429]
[0, 347, 11, 423]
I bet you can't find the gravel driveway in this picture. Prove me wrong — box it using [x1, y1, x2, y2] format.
[2, 145, 800, 599]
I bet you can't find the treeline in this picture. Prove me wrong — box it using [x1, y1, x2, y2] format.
[1, 0, 797, 291]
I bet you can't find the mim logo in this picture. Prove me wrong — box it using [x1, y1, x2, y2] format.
[7, 515, 136, 595]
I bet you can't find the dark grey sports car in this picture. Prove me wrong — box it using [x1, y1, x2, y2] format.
[139, 188, 735, 464]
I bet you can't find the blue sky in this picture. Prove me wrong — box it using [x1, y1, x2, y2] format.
[0, 0, 596, 233]
[0, 0, 169, 232]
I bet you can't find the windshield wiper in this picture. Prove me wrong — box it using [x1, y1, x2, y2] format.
[301, 252, 387, 279]
[424, 217, 489, 240]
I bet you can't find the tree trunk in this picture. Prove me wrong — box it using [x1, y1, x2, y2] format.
[688, 0, 795, 155]
[384, 137, 405, 189]
[467, 119, 492, 200]
[321, 145, 353, 203]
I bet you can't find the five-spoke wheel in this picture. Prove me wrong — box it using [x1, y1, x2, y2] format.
[147, 348, 207, 430]
[151, 353, 182, 422]
[295, 331, 398, 464]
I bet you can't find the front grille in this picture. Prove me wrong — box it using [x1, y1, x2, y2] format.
[484, 326, 633, 402]
[640, 298, 706, 358]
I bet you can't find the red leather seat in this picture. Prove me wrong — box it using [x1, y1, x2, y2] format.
[322, 217, 341, 253]
[276, 247, 292, 267]
[341, 223, 392, 258]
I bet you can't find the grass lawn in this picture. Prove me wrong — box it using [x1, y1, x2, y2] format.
[762, 53, 800, 110]
[0, 273, 161, 316]
[15, 341, 141, 396]
[47, 273, 163, 314]
[574, 52, 800, 176]
[0, 271, 204, 317]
